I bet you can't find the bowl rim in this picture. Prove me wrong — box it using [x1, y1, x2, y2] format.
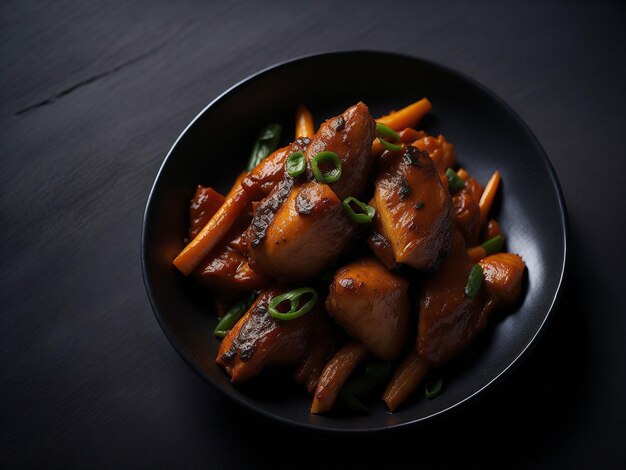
[140, 49, 569, 433]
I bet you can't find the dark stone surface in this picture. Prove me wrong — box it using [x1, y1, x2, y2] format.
[1, 1, 625, 468]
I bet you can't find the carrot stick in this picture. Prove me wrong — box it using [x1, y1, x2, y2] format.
[173, 172, 249, 275]
[376, 98, 432, 131]
[382, 350, 430, 412]
[383, 350, 430, 412]
[295, 104, 314, 139]
[478, 170, 501, 229]
[311, 341, 367, 414]
[467, 245, 487, 263]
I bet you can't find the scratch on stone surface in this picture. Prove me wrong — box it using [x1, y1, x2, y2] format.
[15, 45, 163, 116]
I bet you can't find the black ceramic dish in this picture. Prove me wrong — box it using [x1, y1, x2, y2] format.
[141, 51, 567, 432]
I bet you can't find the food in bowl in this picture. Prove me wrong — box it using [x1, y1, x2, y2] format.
[171, 98, 525, 414]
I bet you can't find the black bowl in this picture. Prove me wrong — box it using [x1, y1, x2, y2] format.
[141, 51, 567, 432]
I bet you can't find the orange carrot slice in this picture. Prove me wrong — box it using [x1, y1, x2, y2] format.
[376, 98, 432, 131]
[311, 341, 367, 414]
[382, 350, 430, 412]
[173, 172, 248, 275]
[295, 104, 314, 139]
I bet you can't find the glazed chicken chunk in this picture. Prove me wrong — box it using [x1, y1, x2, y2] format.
[326, 258, 410, 361]
[246, 102, 376, 281]
[372, 145, 453, 270]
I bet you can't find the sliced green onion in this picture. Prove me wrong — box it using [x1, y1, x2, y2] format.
[445, 168, 465, 194]
[342, 197, 375, 223]
[311, 151, 342, 183]
[425, 378, 443, 399]
[480, 235, 504, 255]
[213, 293, 256, 338]
[286, 151, 306, 177]
[465, 263, 484, 299]
[379, 139, 403, 152]
[246, 123, 282, 171]
[268, 287, 318, 320]
[376, 122, 403, 152]
[376, 123, 401, 142]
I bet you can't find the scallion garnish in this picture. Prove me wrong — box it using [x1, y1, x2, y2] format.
[376, 123, 401, 141]
[213, 293, 256, 338]
[464, 263, 484, 299]
[480, 235, 504, 255]
[376, 122, 403, 152]
[268, 287, 318, 320]
[445, 168, 465, 194]
[379, 139, 403, 152]
[311, 151, 342, 183]
[342, 197, 375, 223]
[425, 378, 443, 399]
[286, 151, 306, 177]
[246, 123, 282, 171]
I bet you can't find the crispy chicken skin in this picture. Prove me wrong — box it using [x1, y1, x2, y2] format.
[216, 288, 336, 384]
[246, 103, 376, 281]
[304, 101, 376, 200]
[372, 145, 453, 270]
[326, 258, 410, 361]
[417, 229, 525, 367]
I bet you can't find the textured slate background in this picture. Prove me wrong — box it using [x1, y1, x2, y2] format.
[1, 1, 625, 468]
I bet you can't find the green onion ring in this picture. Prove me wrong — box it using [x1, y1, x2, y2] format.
[268, 287, 318, 320]
[311, 151, 342, 183]
[376, 123, 403, 152]
[375, 123, 401, 141]
[342, 197, 376, 223]
[378, 139, 403, 152]
[286, 151, 306, 177]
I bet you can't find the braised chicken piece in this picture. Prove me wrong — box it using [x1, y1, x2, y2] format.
[412, 133, 457, 174]
[367, 230, 398, 271]
[482, 218, 502, 241]
[304, 101, 376, 200]
[246, 103, 376, 281]
[417, 229, 525, 367]
[452, 175, 483, 246]
[241, 138, 310, 199]
[217, 288, 336, 384]
[247, 180, 356, 281]
[479, 252, 525, 305]
[326, 258, 409, 360]
[193, 240, 270, 294]
[193, 212, 271, 294]
[372, 145, 453, 270]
